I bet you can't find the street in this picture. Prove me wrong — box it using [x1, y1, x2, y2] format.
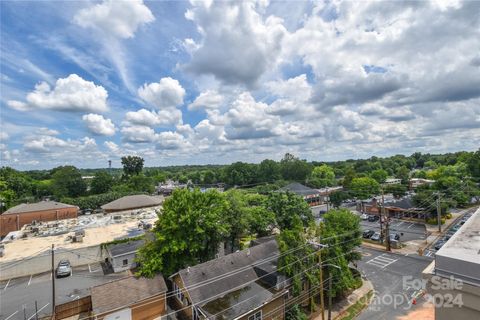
[0, 263, 128, 320]
[356, 246, 434, 320]
[360, 218, 427, 242]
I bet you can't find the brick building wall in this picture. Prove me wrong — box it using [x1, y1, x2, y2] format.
[0, 207, 78, 237]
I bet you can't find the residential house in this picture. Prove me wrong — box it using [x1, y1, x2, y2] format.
[91, 274, 168, 320]
[169, 239, 290, 320]
[409, 178, 435, 189]
[105, 239, 145, 273]
[384, 178, 401, 185]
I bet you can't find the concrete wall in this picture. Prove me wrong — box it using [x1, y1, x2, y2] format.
[110, 252, 137, 273]
[0, 207, 78, 237]
[0, 244, 107, 280]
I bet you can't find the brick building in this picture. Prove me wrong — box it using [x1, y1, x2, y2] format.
[0, 201, 78, 237]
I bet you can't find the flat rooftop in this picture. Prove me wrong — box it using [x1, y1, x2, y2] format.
[435, 207, 480, 286]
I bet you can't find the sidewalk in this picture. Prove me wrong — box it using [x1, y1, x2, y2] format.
[311, 279, 373, 320]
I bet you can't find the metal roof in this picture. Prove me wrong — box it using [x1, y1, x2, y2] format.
[106, 239, 145, 257]
[278, 182, 319, 196]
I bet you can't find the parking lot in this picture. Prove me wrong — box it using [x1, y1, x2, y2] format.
[429, 208, 476, 253]
[360, 218, 427, 242]
[0, 263, 128, 320]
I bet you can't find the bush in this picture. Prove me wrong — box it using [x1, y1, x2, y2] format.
[445, 213, 453, 219]
[426, 218, 445, 225]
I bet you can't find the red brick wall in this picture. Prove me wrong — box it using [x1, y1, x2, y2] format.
[0, 207, 78, 237]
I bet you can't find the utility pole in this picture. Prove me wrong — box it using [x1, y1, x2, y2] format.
[436, 193, 442, 233]
[319, 248, 325, 320]
[35, 301, 39, 320]
[382, 189, 391, 251]
[379, 188, 383, 244]
[51, 244, 56, 319]
[328, 275, 333, 320]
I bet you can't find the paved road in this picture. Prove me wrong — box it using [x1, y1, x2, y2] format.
[0, 263, 128, 320]
[356, 247, 434, 320]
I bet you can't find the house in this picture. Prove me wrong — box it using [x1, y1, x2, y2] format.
[357, 197, 428, 219]
[423, 207, 480, 320]
[91, 274, 168, 320]
[409, 178, 435, 189]
[384, 178, 401, 185]
[169, 239, 289, 320]
[0, 201, 79, 237]
[279, 182, 322, 206]
[101, 195, 163, 213]
[105, 239, 145, 273]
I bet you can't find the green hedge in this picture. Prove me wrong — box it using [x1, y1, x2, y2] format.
[426, 217, 445, 225]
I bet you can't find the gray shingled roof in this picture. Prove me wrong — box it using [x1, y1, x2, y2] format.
[3, 201, 77, 215]
[91, 274, 167, 315]
[174, 239, 279, 308]
[101, 195, 163, 211]
[106, 239, 145, 257]
[279, 182, 319, 196]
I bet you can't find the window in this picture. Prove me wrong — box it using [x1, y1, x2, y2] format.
[122, 259, 128, 266]
[173, 282, 184, 304]
[248, 311, 262, 320]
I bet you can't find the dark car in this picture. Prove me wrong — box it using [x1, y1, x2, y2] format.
[367, 215, 379, 222]
[389, 233, 400, 241]
[363, 230, 375, 239]
[56, 259, 72, 278]
[434, 241, 445, 251]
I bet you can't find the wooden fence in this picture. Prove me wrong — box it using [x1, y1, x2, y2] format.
[55, 296, 92, 320]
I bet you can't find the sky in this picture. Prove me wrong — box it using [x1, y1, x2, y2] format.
[1, 0, 479, 170]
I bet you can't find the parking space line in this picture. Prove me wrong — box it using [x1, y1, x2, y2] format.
[3, 279, 10, 291]
[4, 310, 18, 320]
[88, 264, 92, 273]
[407, 223, 415, 229]
[27, 303, 49, 320]
[27, 274, 33, 286]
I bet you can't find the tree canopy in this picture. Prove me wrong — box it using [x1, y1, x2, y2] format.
[121, 156, 144, 176]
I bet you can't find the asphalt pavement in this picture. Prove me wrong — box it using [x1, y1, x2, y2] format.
[360, 218, 427, 242]
[356, 246, 434, 320]
[0, 263, 128, 320]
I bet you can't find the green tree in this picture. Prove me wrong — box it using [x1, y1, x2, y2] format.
[127, 175, 154, 193]
[223, 162, 257, 186]
[51, 166, 86, 198]
[308, 164, 336, 188]
[286, 305, 308, 320]
[202, 170, 216, 184]
[90, 171, 114, 194]
[350, 177, 380, 199]
[329, 191, 348, 208]
[385, 184, 407, 198]
[136, 188, 229, 277]
[396, 166, 410, 184]
[342, 167, 356, 188]
[280, 153, 312, 182]
[267, 191, 313, 230]
[370, 169, 388, 184]
[121, 156, 144, 176]
[258, 159, 281, 182]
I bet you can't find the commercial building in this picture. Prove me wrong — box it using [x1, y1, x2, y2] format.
[422, 207, 480, 320]
[0, 201, 78, 237]
[101, 195, 163, 213]
[105, 239, 145, 273]
[169, 239, 288, 320]
[357, 197, 428, 219]
[384, 178, 401, 185]
[279, 182, 323, 206]
[409, 178, 435, 189]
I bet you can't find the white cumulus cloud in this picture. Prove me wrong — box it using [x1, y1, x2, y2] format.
[82, 113, 116, 136]
[74, 0, 155, 39]
[138, 77, 186, 109]
[8, 74, 108, 113]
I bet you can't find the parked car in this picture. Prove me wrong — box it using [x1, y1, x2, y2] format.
[363, 230, 375, 239]
[434, 241, 445, 251]
[56, 259, 72, 278]
[360, 213, 369, 220]
[389, 233, 400, 241]
[367, 215, 379, 222]
[371, 232, 381, 241]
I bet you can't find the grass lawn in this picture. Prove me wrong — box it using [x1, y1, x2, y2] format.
[338, 290, 374, 320]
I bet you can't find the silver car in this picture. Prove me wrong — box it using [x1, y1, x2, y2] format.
[56, 259, 72, 278]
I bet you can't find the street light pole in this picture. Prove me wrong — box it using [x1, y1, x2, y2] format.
[322, 264, 341, 320]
